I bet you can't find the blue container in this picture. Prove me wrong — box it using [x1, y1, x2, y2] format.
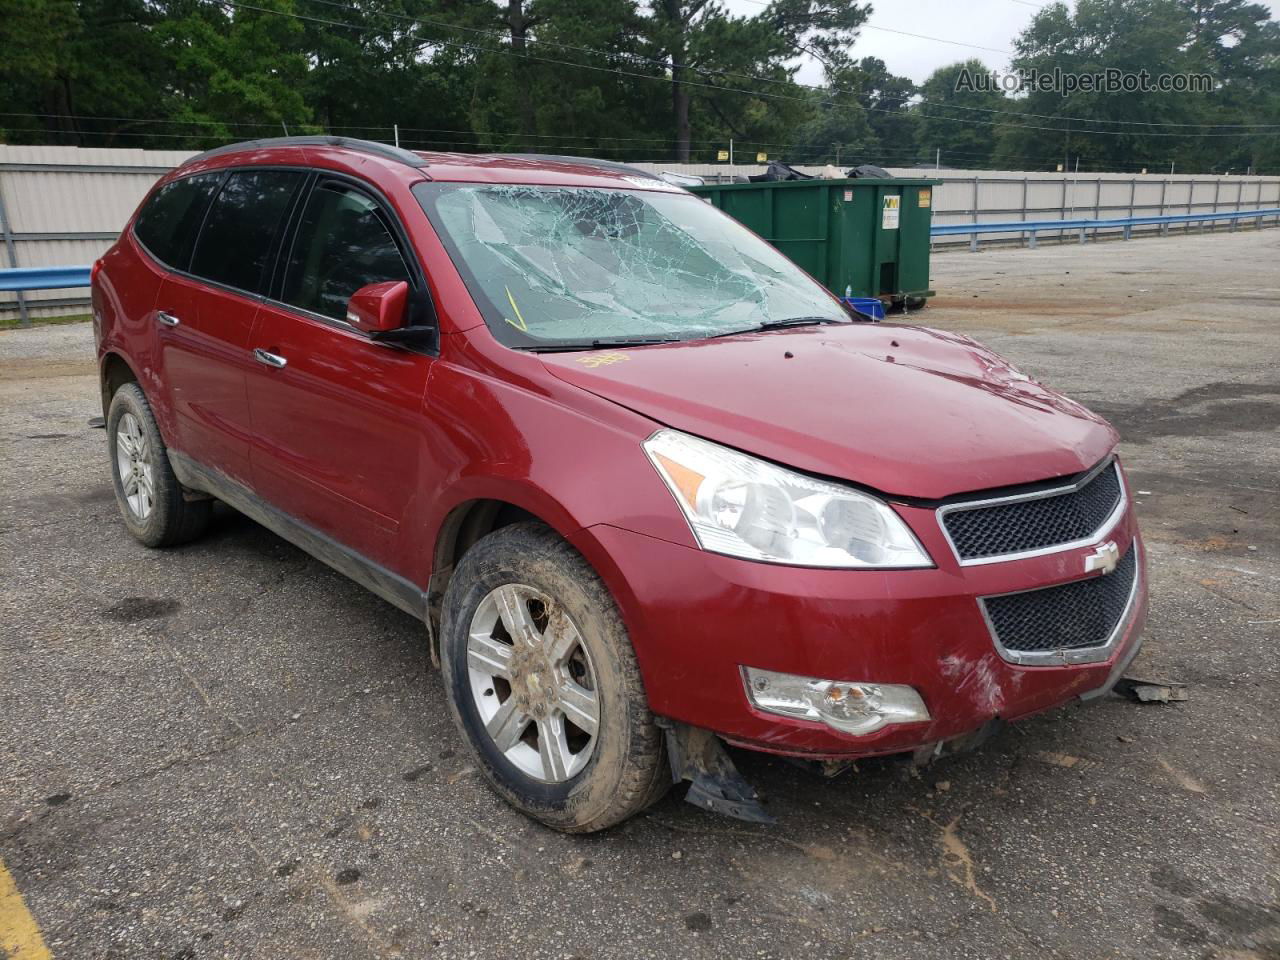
[842, 296, 885, 321]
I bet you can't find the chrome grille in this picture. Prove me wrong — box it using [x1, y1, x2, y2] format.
[941, 461, 1123, 563]
[981, 545, 1137, 660]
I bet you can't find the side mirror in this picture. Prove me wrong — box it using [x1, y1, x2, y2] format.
[346, 280, 409, 334]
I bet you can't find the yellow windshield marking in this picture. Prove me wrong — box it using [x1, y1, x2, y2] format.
[504, 286, 529, 331]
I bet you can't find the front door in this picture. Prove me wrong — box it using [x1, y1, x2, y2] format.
[245, 177, 432, 572]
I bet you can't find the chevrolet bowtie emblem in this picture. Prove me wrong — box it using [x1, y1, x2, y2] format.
[1084, 541, 1120, 575]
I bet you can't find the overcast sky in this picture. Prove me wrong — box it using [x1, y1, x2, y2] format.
[721, 0, 1279, 86]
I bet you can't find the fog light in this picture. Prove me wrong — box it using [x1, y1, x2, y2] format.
[743, 667, 930, 736]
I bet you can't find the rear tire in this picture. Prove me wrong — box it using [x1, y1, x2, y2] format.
[107, 382, 211, 547]
[440, 521, 668, 832]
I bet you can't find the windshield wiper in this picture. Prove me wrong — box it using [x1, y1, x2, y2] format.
[523, 336, 682, 353]
[705, 315, 846, 339]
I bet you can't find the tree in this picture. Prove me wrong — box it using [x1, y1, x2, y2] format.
[644, 0, 870, 162]
[156, 0, 313, 141]
[851, 57, 916, 163]
[915, 60, 1009, 168]
[0, 0, 313, 148]
[992, 0, 1279, 173]
[2, 0, 1274, 175]
[1177, 0, 1280, 172]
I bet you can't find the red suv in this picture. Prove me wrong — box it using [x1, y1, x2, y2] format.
[93, 137, 1146, 831]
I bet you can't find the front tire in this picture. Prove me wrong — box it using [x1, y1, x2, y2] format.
[440, 522, 668, 832]
[107, 382, 211, 547]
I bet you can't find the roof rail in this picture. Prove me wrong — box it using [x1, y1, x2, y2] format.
[185, 136, 428, 169]
[498, 154, 662, 181]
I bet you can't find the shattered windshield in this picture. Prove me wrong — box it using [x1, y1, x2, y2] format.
[413, 183, 846, 347]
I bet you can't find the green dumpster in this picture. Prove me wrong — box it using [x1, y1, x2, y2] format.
[689, 177, 938, 309]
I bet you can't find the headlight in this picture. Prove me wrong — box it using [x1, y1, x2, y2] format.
[642, 429, 931, 568]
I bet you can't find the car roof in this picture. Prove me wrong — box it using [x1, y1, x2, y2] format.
[178, 137, 676, 191]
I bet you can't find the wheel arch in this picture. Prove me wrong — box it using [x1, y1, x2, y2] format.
[100, 351, 140, 417]
[426, 496, 543, 637]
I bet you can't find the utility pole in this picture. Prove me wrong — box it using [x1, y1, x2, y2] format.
[729, 139, 734, 165]
[935, 147, 940, 170]
[394, 124, 400, 148]
[1170, 160, 1175, 175]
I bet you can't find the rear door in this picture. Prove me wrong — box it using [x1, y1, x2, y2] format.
[245, 176, 433, 571]
[126, 172, 223, 441]
[156, 169, 305, 483]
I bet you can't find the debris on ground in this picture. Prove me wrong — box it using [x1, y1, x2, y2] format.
[1114, 676, 1189, 703]
[1034, 751, 1096, 770]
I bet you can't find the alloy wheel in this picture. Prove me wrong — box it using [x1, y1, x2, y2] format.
[466, 583, 600, 782]
[115, 411, 155, 519]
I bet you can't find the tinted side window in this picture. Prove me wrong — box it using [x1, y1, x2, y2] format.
[190, 170, 302, 293]
[133, 174, 222, 269]
[281, 183, 410, 321]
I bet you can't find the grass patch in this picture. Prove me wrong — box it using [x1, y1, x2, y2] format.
[0, 313, 92, 330]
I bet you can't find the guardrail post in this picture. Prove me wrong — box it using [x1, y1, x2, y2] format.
[971, 177, 979, 251]
[1028, 229, 1037, 249]
[1078, 226, 1086, 244]
[1123, 224, 1132, 240]
[1060, 179, 1068, 244]
[1020, 177, 1029, 247]
[1093, 178, 1102, 242]
[0, 182, 28, 327]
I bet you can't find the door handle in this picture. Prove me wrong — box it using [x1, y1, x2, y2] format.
[253, 348, 288, 369]
[157, 311, 181, 327]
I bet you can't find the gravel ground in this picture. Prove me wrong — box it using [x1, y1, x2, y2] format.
[2, 228, 1278, 959]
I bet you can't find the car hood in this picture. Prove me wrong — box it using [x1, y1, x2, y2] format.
[540, 323, 1118, 500]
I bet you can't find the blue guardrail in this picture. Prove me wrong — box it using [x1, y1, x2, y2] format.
[0, 266, 93, 292]
[1, 206, 1278, 305]
[932, 206, 1280, 250]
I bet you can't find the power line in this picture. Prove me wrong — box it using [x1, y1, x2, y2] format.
[12, 0, 1279, 151]
[6, 121, 1269, 173]
[287, 0, 1280, 133]
[729, 0, 1014, 54]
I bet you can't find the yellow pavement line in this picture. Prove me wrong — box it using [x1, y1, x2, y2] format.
[0, 857, 52, 960]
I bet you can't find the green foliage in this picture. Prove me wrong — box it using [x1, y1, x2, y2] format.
[991, 0, 1279, 173]
[1, 0, 1276, 173]
[915, 60, 1008, 168]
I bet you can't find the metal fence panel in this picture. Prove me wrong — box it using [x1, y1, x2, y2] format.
[3, 148, 1279, 322]
[0, 144, 196, 319]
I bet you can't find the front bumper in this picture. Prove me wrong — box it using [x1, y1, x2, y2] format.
[573, 503, 1147, 760]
